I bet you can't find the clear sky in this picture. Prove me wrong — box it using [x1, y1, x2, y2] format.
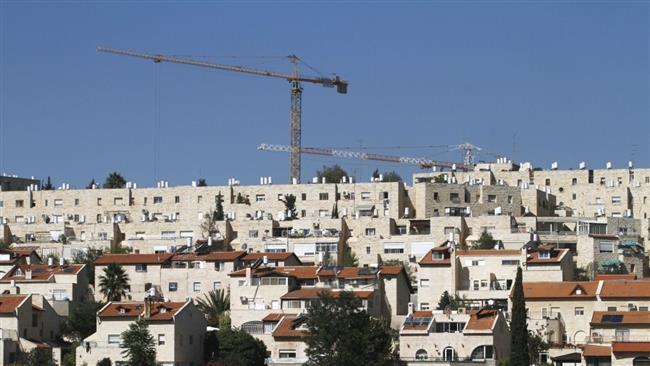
[0, 1, 648, 187]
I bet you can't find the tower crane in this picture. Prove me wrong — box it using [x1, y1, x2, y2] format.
[97, 46, 348, 183]
[257, 143, 470, 171]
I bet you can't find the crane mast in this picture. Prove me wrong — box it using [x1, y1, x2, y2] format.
[97, 46, 347, 183]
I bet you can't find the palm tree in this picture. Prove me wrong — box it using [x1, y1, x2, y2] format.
[196, 289, 230, 328]
[98, 263, 130, 301]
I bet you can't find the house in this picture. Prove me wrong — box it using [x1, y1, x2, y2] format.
[76, 299, 206, 366]
[398, 308, 511, 365]
[241, 252, 303, 268]
[94, 254, 175, 302]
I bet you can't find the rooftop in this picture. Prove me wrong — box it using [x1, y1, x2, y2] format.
[99, 301, 187, 321]
[95, 253, 174, 265]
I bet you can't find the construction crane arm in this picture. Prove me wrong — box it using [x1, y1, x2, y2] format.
[258, 144, 469, 171]
[97, 46, 348, 93]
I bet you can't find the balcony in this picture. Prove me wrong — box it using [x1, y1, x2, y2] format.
[399, 357, 493, 366]
[589, 335, 650, 344]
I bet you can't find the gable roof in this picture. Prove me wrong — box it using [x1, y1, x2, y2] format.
[242, 252, 301, 263]
[172, 251, 246, 262]
[464, 309, 499, 331]
[591, 311, 650, 326]
[95, 254, 174, 265]
[0, 264, 84, 282]
[0, 295, 29, 314]
[229, 266, 319, 279]
[272, 315, 307, 339]
[99, 301, 187, 321]
[418, 247, 451, 266]
[612, 342, 650, 353]
[280, 288, 374, 300]
[600, 280, 650, 299]
[582, 345, 611, 357]
[520, 282, 599, 299]
[594, 274, 637, 281]
[526, 248, 569, 264]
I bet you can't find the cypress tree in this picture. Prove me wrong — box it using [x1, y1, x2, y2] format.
[510, 266, 530, 366]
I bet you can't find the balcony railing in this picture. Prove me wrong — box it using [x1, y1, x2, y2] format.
[399, 357, 490, 364]
[589, 335, 650, 344]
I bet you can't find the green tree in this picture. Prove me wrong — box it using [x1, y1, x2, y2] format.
[436, 290, 465, 310]
[196, 289, 230, 328]
[215, 192, 225, 221]
[42, 176, 54, 190]
[433, 174, 447, 183]
[305, 291, 395, 366]
[216, 328, 268, 366]
[528, 327, 551, 364]
[316, 164, 348, 184]
[62, 301, 105, 343]
[86, 178, 97, 189]
[61, 347, 77, 366]
[280, 194, 298, 220]
[510, 267, 530, 366]
[103, 172, 126, 189]
[20, 348, 56, 366]
[120, 318, 156, 366]
[97, 358, 112, 366]
[473, 230, 497, 249]
[197, 178, 208, 187]
[98, 263, 130, 301]
[72, 248, 103, 285]
[382, 171, 402, 182]
[340, 249, 359, 267]
[200, 210, 219, 238]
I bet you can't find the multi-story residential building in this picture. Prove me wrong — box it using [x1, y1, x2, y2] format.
[398, 308, 511, 365]
[0, 260, 88, 317]
[417, 244, 573, 311]
[94, 251, 246, 302]
[77, 299, 205, 366]
[0, 294, 61, 365]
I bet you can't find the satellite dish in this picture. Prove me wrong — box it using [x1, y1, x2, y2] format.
[241, 243, 248, 250]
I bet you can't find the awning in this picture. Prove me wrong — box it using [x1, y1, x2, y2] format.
[551, 353, 581, 363]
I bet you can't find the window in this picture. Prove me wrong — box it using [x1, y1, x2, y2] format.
[284, 300, 301, 309]
[301, 193, 307, 200]
[175, 196, 180, 204]
[54, 199, 63, 206]
[608, 306, 617, 311]
[420, 303, 430, 310]
[473, 280, 480, 291]
[471, 345, 494, 360]
[0, 201, 3, 208]
[153, 196, 163, 204]
[214, 261, 225, 272]
[365, 228, 376, 236]
[264, 323, 276, 334]
[158, 334, 166, 345]
[15, 200, 24, 208]
[366, 246, 371, 254]
[450, 193, 460, 202]
[615, 329, 630, 342]
[575, 307, 585, 316]
[213, 281, 221, 290]
[545, 178, 551, 186]
[444, 226, 455, 235]
[572, 178, 578, 185]
[319, 193, 329, 200]
[572, 193, 577, 200]
[433, 192, 439, 201]
[193, 282, 202, 292]
[502, 260, 520, 266]
[249, 230, 259, 238]
[415, 349, 429, 360]
[539, 251, 551, 259]
[279, 350, 297, 359]
[419, 279, 430, 288]
[487, 195, 497, 203]
[599, 241, 615, 253]
[443, 347, 457, 361]
[480, 280, 488, 288]
[508, 195, 513, 204]
[361, 192, 371, 200]
[96, 198, 102, 206]
[255, 194, 266, 202]
[316, 243, 337, 253]
[383, 243, 404, 254]
[197, 195, 202, 203]
[108, 334, 120, 344]
[98, 232, 108, 240]
[32, 313, 38, 327]
[135, 264, 147, 272]
[168, 282, 178, 292]
[612, 196, 621, 204]
[432, 251, 444, 260]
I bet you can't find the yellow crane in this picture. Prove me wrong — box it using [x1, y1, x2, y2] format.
[97, 46, 348, 183]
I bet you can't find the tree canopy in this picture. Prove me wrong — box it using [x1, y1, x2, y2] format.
[473, 230, 497, 249]
[196, 289, 230, 328]
[305, 291, 395, 366]
[98, 263, 130, 301]
[61, 300, 105, 343]
[280, 194, 298, 220]
[510, 267, 530, 366]
[339, 249, 359, 267]
[212, 328, 268, 366]
[372, 169, 402, 182]
[120, 318, 156, 366]
[104, 172, 126, 189]
[316, 164, 348, 184]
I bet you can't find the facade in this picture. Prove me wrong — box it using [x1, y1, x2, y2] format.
[77, 299, 206, 366]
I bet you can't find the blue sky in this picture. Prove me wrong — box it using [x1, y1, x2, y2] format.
[0, 1, 648, 187]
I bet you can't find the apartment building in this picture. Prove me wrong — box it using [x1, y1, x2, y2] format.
[398, 308, 511, 365]
[0, 294, 60, 365]
[77, 299, 205, 366]
[0, 260, 88, 317]
[94, 252, 245, 302]
[417, 244, 573, 311]
[228, 265, 411, 330]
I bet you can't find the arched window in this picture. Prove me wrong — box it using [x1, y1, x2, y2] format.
[443, 347, 457, 361]
[415, 349, 428, 360]
[241, 321, 263, 334]
[634, 357, 650, 366]
[574, 330, 587, 345]
[471, 345, 495, 360]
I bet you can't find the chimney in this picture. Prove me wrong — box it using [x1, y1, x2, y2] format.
[48, 257, 54, 266]
[25, 256, 31, 266]
[263, 256, 268, 265]
[245, 267, 252, 285]
[144, 297, 152, 318]
[25, 269, 32, 280]
[59, 257, 64, 266]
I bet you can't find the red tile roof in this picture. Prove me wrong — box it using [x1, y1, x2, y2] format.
[95, 254, 174, 265]
[0, 295, 29, 314]
[335, 267, 377, 279]
[465, 309, 498, 331]
[526, 248, 568, 264]
[521, 282, 599, 299]
[612, 342, 650, 353]
[281, 288, 374, 300]
[243, 252, 300, 262]
[594, 274, 637, 281]
[456, 249, 521, 257]
[99, 301, 187, 321]
[591, 311, 650, 325]
[262, 313, 285, 322]
[378, 266, 404, 276]
[0, 264, 84, 282]
[229, 266, 318, 279]
[172, 251, 245, 262]
[600, 280, 650, 299]
[272, 315, 306, 339]
[418, 248, 451, 266]
[582, 345, 612, 357]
